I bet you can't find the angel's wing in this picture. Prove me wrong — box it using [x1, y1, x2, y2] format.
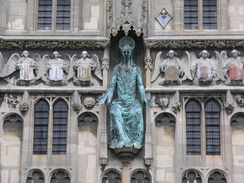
[213, 51, 225, 81]
[36, 54, 48, 80]
[92, 54, 103, 80]
[151, 51, 163, 83]
[0, 52, 4, 72]
[180, 51, 193, 80]
[0, 53, 20, 77]
[66, 54, 78, 81]
[189, 52, 198, 78]
[63, 54, 71, 73]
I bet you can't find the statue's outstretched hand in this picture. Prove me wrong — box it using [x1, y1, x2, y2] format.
[144, 98, 153, 108]
[98, 94, 108, 105]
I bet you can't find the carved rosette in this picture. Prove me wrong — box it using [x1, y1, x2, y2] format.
[83, 97, 96, 108]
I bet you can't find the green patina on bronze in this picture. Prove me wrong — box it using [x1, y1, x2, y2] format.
[98, 37, 152, 149]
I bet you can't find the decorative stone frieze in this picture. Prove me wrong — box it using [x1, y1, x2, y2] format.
[144, 39, 244, 49]
[0, 39, 110, 50]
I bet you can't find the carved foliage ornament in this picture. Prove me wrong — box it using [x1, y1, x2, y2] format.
[0, 39, 110, 50]
[144, 39, 244, 49]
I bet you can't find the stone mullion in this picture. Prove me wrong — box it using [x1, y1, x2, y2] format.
[198, 0, 203, 30]
[52, 0, 57, 31]
[69, 99, 78, 183]
[20, 96, 35, 183]
[47, 100, 53, 162]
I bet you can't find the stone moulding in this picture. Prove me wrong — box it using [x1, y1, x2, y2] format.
[0, 38, 110, 49]
[144, 39, 244, 49]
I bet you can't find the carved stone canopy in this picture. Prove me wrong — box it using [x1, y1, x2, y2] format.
[107, 0, 148, 37]
[155, 112, 176, 127]
[78, 112, 98, 127]
[230, 112, 244, 126]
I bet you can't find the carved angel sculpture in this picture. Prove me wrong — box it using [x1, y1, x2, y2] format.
[190, 50, 225, 85]
[151, 50, 192, 85]
[39, 51, 69, 86]
[67, 51, 102, 86]
[222, 49, 244, 85]
[0, 50, 41, 85]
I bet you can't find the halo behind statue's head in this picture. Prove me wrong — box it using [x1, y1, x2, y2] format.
[119, 37, 135, 51]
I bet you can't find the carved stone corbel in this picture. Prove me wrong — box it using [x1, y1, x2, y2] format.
[225, 90, 234, 114]
[19, 90, 30, 112]
[235, 94, 244, 108]
[8, 94, 19, 108]
[172, 91, 181, 113]
[72, 91, 82, 112]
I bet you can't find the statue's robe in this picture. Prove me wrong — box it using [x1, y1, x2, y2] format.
[106, 64, 146, 149]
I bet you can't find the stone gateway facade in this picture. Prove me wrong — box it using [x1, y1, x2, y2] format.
[0, 0, 244, 182]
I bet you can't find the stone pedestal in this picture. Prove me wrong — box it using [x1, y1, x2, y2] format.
[113, 147, 139, 164]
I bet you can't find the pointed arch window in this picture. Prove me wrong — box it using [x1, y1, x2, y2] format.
[33, 99, 49, 155]
[52, 100, 68, 154]
[186, 100, 201, 155]
[205, 100, 220, 155]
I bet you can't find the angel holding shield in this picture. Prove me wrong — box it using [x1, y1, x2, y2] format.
[67, 51, 102, 86]
[151, 50, 192, 85]
[0, 50, 40, 85]
[191, 50, 225, 85]
[222, 49, 244, 85]
[16, 51, 38, 84]
[46, 51, 68, 84]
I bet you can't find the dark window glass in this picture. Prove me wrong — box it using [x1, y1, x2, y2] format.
[33, 99, 49, 154]
[56, 0, 70, 30]
[205, 100, 220, 155]
[184, 0, 198, 29]
[38, 0, 52, 30]
[203, 0, 217, 29]
[186, 100, 201, 155]
[52, 100, 68, 154]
